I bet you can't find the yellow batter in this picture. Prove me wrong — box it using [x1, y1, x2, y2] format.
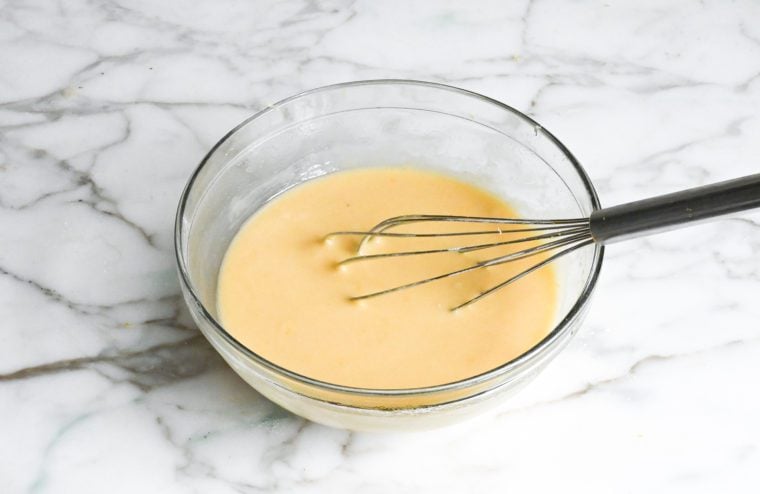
[217, 167, 557, 389]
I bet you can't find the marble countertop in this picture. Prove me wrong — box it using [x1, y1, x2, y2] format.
[2, 1, 760, 492]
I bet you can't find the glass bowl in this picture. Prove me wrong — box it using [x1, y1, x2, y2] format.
[174, 80, 604, 431]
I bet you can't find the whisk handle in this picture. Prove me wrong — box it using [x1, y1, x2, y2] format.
[589, 173, 760, 244]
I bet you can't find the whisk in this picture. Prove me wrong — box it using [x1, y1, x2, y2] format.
[329, 173, 760, 310]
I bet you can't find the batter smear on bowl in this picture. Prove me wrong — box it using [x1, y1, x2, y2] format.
[217, 167, 558, 389]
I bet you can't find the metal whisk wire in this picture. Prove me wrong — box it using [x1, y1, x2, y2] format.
[331, 215, 590, 264]
[327, 215, 593, 310]
[326, 173, 760, 310]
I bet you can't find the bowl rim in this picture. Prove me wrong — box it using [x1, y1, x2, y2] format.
[174, 79, 605, 399]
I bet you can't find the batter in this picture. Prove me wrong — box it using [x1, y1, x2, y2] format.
[217, 167, 557, 389]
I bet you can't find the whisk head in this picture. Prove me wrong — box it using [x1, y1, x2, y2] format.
[327, 215, 594, 310]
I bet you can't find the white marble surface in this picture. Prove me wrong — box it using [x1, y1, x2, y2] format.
[2, 0, 760, 492]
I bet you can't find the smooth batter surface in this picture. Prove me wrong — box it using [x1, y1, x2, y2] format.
[217, 167, 557, 389]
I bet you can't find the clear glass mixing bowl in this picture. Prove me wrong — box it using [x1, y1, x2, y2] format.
[175, 80, 604, 431]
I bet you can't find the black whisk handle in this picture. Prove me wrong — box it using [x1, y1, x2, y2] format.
[589, 172, 760, 244]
